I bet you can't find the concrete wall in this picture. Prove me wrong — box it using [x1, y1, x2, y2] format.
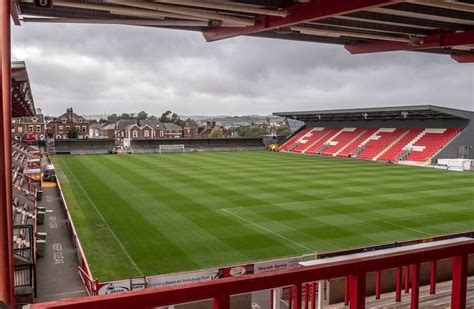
[131, 138, 265, 153]
[326, 255, 474, 304]
[54, 139, 115, 154]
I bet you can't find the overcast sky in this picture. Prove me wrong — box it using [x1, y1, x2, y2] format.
[11, 22, 474, 117]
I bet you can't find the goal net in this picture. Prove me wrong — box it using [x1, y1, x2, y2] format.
[158, 144, 185, 154]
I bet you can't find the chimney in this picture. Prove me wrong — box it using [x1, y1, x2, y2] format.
[68, 107, 73, 122]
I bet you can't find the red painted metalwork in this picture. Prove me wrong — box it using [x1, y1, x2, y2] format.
[304, 283, 309, 309]
[345, 31, 474, 54]
[203, 0, 401, 42]
[349, 273, 366, 309]
[395, 266, 402, 302]
[311, 282, 316, 309]
[375, 270, 381, 299]
[0, 0, 14, 306]
[269, 289, 273, 309]
[430, 260, 437, 295]
[451, 54, 474, 63]
[344, 276, 349, 305]
[451, 255, 468, 309]
[213, 294, 229, 309]
[404, 265, 410, 294]
[410, 263, 420, 309]
[294, 283, 302, 309]
[30, 240, 474, 309]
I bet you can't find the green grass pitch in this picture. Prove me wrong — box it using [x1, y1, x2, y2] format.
[52, 152, 474, 281]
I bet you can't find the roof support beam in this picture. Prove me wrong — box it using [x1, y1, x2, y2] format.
[345, 30, 474, 54]
[451, 53, 474, 63]
[202, 0, 403, 42]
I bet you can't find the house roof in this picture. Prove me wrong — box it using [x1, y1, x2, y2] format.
[14, 0, 474, 63]
[140, 119, 164, 129]
[116, 119, 137, 130]
[162, 123, 183, 131]
[13, 114, 45, 124]
[54, 108, 89, 123]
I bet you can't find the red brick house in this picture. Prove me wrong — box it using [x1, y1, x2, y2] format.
[11, 114, 46, 141]
[50, 108, 90, 139]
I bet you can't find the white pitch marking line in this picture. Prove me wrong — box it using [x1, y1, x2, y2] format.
[382, 220, 433, 237]
[60, 158, 144, 276]
[221, 208, 314, 252]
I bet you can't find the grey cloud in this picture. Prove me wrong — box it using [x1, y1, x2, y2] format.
[11, 22, 473, 116]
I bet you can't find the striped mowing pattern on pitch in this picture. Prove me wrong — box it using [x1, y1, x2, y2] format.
[52, 152, 474, 281]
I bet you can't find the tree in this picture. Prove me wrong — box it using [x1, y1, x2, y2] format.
[148, 115, 157, 121]
[138, 111, 148, 120]
[209, 126, 224, 138]
[121, 113, 131, 120]
[238, 126, 267, 137]
[68, 128, 79, 139]
[108, 113, 118, 122]
[159, 110, 184, 127]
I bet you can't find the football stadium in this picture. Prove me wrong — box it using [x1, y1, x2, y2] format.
[1, 1, 474, 309]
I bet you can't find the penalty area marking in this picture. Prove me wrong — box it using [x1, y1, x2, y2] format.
[59, 158, 144, 276]
[221, 208, 314, 252]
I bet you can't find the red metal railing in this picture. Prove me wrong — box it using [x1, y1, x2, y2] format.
[31, 239, 473, 309]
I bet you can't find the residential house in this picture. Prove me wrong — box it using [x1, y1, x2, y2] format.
[49, 108, 90, 139]
[11, 114, 46, 141]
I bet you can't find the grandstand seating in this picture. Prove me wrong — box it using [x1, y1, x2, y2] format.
[319, 128, 364, 156]
[357, 128, 406, 160]
[281, 127, 461, 163]
[404, 128, 461, 162]
[304, 128, 341, 154]
[279, 127, 311, 151]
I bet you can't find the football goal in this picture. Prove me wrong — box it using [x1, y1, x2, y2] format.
[158, 144, 185, 154]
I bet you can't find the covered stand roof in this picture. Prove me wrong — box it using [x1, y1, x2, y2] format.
[11, 61, 36, 117]
[273, 105, 474, 121]
[13, 0, 474, 63]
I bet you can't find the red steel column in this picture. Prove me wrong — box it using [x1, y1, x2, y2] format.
[270, 289, 274, 309]
[344, 276, 349, 305]
[410, 263, 420, 309]
[311, 282, 316, 309]
[304, 283, 309, 309]
[375, 271, 381, 299]
[404, 265, 410, 294]
[430, 260, 437, 295]
[0, 0, 14, 306]
[395, 267, 402, 302]
[295, 283, 303, 309]
[451, 255, 468, 309]
[349, 273, 366, 309]
[213, 294, 230, 309]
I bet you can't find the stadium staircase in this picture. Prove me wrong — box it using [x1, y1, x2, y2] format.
[377, 128, 423, 161]
[321, 128, 364, 156]
[404, 128, 462, 162]
[46, 138, 56, 155]
[356, 128, 406, 160]
[279, 127, 311, 151]
[291, 128, 326, 153]
[279, 126, 462, 163]
[304, 128, 341, 154]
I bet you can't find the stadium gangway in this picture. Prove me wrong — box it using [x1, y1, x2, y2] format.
[30, 237, 473, 309]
